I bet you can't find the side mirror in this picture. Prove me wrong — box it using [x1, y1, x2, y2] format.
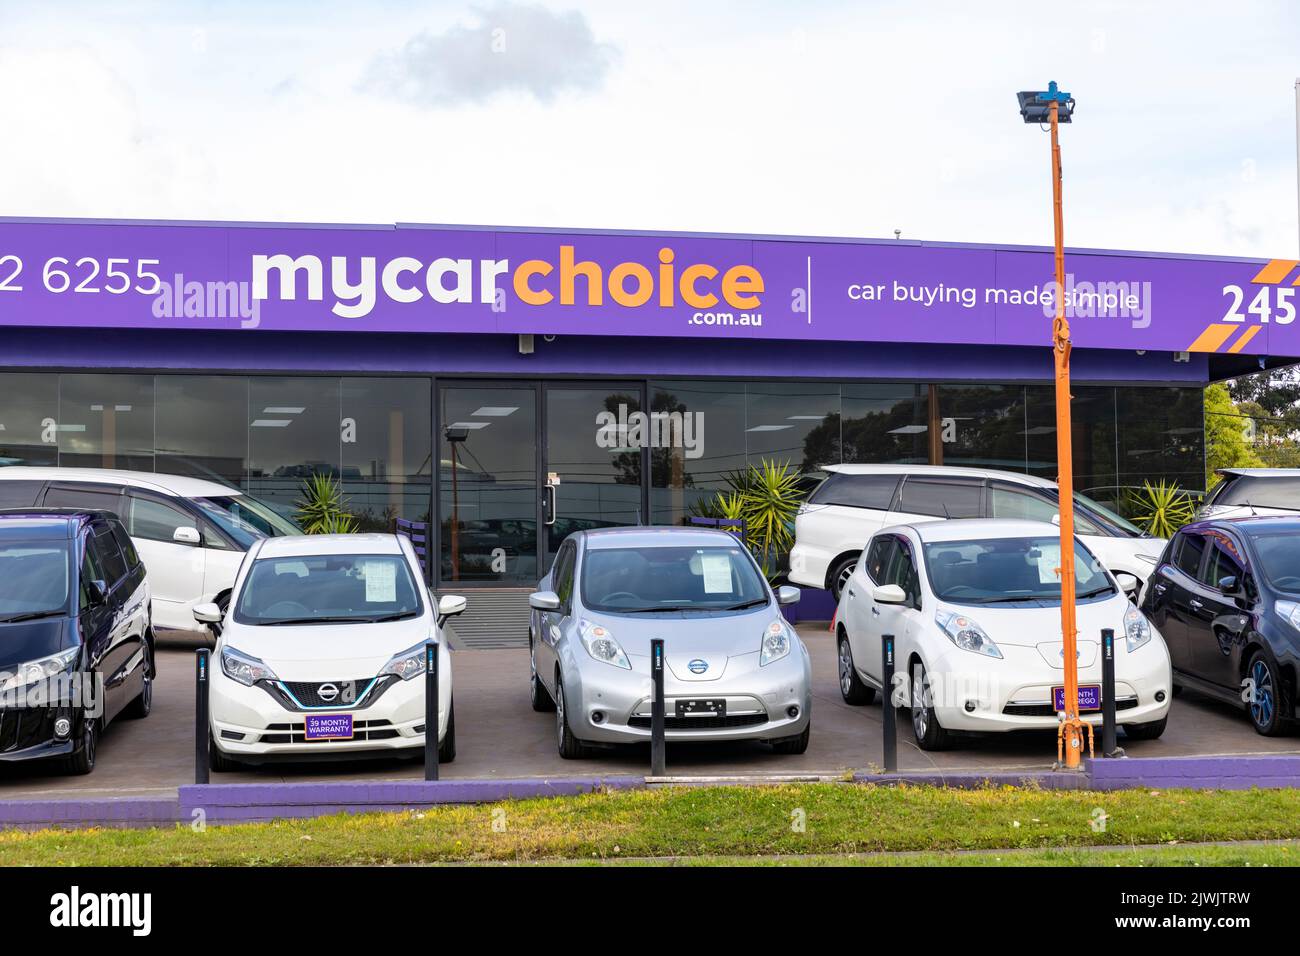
[437, 593, 467, 628]
[1114, 572, 1141, 603]
[529, 590, 562, 611]
[1217, 575, 1239, 596]
[872, 583, 907, 605]
[192, 602, 223, 624]
[776, 585, 801, 606]
[88, 579, 109, 606]
[1051, 513, 1061, 526]
[173, 526, 201, 546]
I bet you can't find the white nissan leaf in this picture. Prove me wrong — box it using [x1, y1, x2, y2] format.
[834, 518, 1171, 750]
[199, 533, 463, 771]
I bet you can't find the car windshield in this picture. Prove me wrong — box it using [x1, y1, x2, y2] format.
[0, 540, 71, 621]
[1245, 533, 1300, 593]
[234, 553, 422, 625]
[922, 536, 1114, 606]
[581, 545, 769, 612]
[195, 495, 302, 549]
[1074, 492, 1147, 538]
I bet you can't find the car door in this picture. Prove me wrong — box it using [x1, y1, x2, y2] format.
[75, 532, 114, 722]
[1185, 530, 1251, 689]
[887, 535, 926, 681]
[844, 534, 898, 686]
[125, 493, 207, 632]
[536, 540, 575, 691]
[1147, 530, 1205, 672]
[86, 521, 135, 722]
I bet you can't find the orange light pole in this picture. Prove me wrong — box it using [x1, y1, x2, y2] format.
[1019, 82, 1089, 769]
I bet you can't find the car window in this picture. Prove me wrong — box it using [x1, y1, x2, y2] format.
[1173, 532, 1207, 578]
[884, 538, 921, 608]
[43, 484, 125, 517]
[923, 536, 1112, 605]
[1245, 533, 1300, 593]
[235, 553, 423, 625]
[1223, 476, 1300, 510]
[0, 538, 71, 618]
[809, 473, 900, 509]
[1200, 534, 1244, 589]
[897, 478, 982, 518]
[864, 535, 897, 583]
[109, 519, 141, 570]
[554, 543, 576, 610]
[580, 545, 768, 613]
[989, 484, 1059, 523]
[78, 539, 106, 611]
[89, 525, 128, 587]
[0, 480, 44, 509]
[129, 496, 195, 544]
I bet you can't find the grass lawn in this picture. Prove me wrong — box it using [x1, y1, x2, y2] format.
[4, 783, 1300, 866]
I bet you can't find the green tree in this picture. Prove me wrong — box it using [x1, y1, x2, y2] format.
[1204, 383, 1263, 487]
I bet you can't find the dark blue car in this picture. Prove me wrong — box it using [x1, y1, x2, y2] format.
[0, 509, 153, 774]
[1142, 515, 1300, 736]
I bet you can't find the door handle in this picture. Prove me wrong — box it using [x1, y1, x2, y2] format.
[544, 484, 557, 527]
[870, 606, 880, 617]
[847, 588, 855, 599]
[1189, 599, 1204, 610]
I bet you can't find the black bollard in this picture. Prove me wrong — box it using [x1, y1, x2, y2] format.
[881, 633, 897, 773]
[425, 641, 439, 781]
[195, 648, 210, 785]
[650, 638, 666, 776]
[1100, 628, 1123, 757]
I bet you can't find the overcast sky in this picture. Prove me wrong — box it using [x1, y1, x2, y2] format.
[2, 0, 1298, 257]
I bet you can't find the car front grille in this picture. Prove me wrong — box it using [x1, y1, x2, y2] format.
[256, 719, 401, 744]
[1001, 697, 1139, 718]
[627, 713, 768, 730]
[259, 676, 396, 711]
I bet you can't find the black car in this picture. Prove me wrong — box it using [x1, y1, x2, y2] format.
[1142, 515, 1300, 736]
[0, 509, 153, 774]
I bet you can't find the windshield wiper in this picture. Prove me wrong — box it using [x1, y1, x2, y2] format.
[1076, 586, 1114, 600]
[367, 611, 418, 623]
[723, 598, 768, 610]
[970, 595, 1044, 604]
[616, 604, 697, 614]
[260, 616, 367, 626]
[0, 610, 63, 624]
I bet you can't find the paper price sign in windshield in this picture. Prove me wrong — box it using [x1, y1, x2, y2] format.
[365, 560, 397, 603]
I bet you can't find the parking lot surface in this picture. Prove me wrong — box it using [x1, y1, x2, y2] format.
[2, 625, 1297, 800]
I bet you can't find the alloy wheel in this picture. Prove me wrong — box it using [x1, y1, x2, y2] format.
[1251, 659, 1275, 729]
[837, 563, 853, 595]
[838, 641, 853, 697]
[911, 667, 928, 739]
[555, 680, 566, 749]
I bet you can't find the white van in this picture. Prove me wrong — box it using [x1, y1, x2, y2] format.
[0, 467, 301, 635]
[789, 464, 1165, 600]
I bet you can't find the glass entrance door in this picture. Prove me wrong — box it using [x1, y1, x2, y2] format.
[542, 383, 646, 568]
[436, 381, 648, 587]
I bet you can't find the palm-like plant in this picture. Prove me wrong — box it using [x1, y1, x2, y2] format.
[725, 460, 805, 577]
[295, 474, 358, 534]
[1127, 479, 1195, 538]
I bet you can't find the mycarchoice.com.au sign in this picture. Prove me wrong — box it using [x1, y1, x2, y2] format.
[0, 218, 1294, 357]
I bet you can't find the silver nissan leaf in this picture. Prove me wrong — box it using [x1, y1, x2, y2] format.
[528, 527, 812, 758]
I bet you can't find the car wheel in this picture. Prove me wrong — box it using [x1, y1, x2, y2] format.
[554, 674, 590, 760]
[829, 556, 857, 601]
[837, 633, 876, 705]
[529, 637, 555, 712]
[437, 700, 457, 763]
[1122, 716, 1167, 740]
[910, 660, 952, 751]
[208, 731, 241, 773]
[63, 715, 98, 776]
[1247, 651, 1289, 736]
[770, 724, 810, 755]
[124, 639, 154, 719]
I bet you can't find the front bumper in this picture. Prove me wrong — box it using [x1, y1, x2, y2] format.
[210, 671, 449, 760]
[0, 706, 82, 763]
[564, 649, 812, 744]
[920, 639, 1172, 734]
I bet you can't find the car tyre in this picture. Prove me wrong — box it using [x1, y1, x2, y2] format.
[208, 732, 241, 773]
[63, 714, 98, 776]
[437, 700, 457, 763]
[554, 673, 590, 760]
[910, 660, 952, 751]
[837, 632, 876, 705]
[1246, 650, 1289, 737]
[529, 637, 555, 712]
[124, 638, 154, 719]
[770, 724, 810, 755]
[1121, 716, 1167, 740]
[828, 555, 857, 602]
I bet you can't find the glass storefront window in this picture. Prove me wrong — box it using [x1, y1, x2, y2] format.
[1117, 385, 1205, 496]
[841, 384, 929, 465]
[57, 374, 155, 472]
[247, 378, 342, 521]
[0, 372, 58, 466]
[745, 382, 840, 483]
[649, 380, 747, 526]
[342, 377, 432, 531]
[936, 384, 1028, 471]
[155, 375, 248, 487]
[1026, 385, 1118, 508]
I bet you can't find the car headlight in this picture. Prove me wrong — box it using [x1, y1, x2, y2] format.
[1277, 600, 1300, 632]
[579, 620, 631, 669]
[380, 641, 433, 681]
[760, 620, 792, 666]
[0, 647, 78, 694]
[1123, 603, 1152, 652]
[935, 609, 1002, 659]
[220, 646, 278, 686]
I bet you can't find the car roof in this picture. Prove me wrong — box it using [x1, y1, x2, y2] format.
[0, 466, 237, 498]
[1215, 468, 1300, 478]
[580, 526, 746, 550]
[254, 533, 405, 558]
[1182, 515, 1300, 536]
[822, 463, 1056, 488]
[893, 517, 1062, 543]
[0, 508, 119, 538]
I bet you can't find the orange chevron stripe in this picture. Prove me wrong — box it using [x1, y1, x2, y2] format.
[1251, 259, 1300, 284]
[1226, 325, 1262, 353]
[1187, 323, 1239, 352]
